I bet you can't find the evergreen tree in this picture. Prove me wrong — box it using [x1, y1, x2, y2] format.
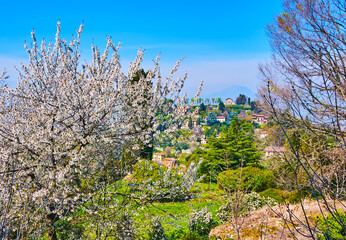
[218, 101, 225, 112]
[199, 117, 260, 181]
[199, 103, 206, 113]
[235, 94, 247, 105]
[206, 112, 217, 126]
[226, 112, 237, 124]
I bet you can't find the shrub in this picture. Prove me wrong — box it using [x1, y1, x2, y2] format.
[132, 160, 202, 202]
[56, 218, 85, 239]
[259, 188, 308, 204]
[216, 192, 276, 223]
[148, 217, 168, 240]
[132, 159, 163, 182]
[242, 192, 277, 212]
[217, 167, 276, 193]
[317, 212, 346, 240]
[188, 207, 215, 236]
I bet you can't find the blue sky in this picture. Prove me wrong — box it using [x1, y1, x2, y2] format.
[0, 0, 282, 98]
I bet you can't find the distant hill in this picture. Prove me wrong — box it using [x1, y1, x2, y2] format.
[200, 85, 256, 102]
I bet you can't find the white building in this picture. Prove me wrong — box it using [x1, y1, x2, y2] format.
[224, 98, 235, 106]
[216, 116, 226, 123]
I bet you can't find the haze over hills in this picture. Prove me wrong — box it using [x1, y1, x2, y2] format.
[199, 85, 256, 101]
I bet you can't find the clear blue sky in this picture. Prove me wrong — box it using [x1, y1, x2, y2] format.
[0, 0, 282, 98]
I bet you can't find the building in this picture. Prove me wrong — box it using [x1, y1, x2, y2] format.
[264, 146, 285, 158]
[216, 116, 226, 123]
[252, 114, 268, 125]
[182, 149, 192, 154]
[153, 152, 165, 162]
[259, 130, 268, 139]
[224, 98, 235, 106]
[163, 158, 177, 168]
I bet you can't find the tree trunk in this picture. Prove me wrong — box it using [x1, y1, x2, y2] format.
[47, 213, 58, 240]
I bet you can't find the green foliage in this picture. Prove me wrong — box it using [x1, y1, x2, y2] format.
[148, 217, 168, 240]
[317, 212, 346, 240]
[186, 148, 206, 169]
[226, 105, 251, 111]
[199, 118, 261, 181]
[226, 112, 237, 124]
[217, 167, 276, 193]
[56, 218, 85, 239]
[241, 192, 276, 212]
[176, 142, 189, 151]
[259, 188, 306, 204]
[235, 94, 247, 105]
[199, 103, 206, 113]
[132, 159, 163, 182]
[217, 192, 276, 223]
[207, 112, 218, 126]
[204, 125, 218, 138]
[250, 101, 262, 113]
[218, 101, 225, 112]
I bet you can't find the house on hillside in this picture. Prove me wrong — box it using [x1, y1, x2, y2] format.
[153, 152, 178, 168]
[201, 138, 208, 144]
[264, 146, 285, 158]
[163, 158, 177, 168]
[216, 116, 226, 123]
[224, 98, 235, 106]
[182, 149, 192, 154]
[153, 152, 165, 163]
[192, 119, 198, 127]
[259, 130, 268, 139]
[252, 114, 268, 125]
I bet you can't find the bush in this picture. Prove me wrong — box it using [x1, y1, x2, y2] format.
[132, 159, 163, 182]
[217, 167, 276, 193]
[259, 188, 308, 204]
[148, 217, 168, 240]
[216, 192, 276, 223]
[56, 218, 85, 239]
[132, 160, 202, 202]
[317, 212, 346, 240]
[188, 207, 215, 236]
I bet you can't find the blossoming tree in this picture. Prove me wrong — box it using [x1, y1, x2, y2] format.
[0, 22, 202, 239]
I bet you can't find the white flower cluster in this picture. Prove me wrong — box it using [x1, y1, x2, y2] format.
[216, 192, 277, 223]
[138, 160, 202, 202]
[0, 22, 201, 238]
[188, 207, 215, 236]
[148, 216, 168, 240]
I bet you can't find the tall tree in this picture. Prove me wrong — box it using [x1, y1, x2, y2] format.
[259, 0, 346, 237]
[207, 112, 218, 126]
[235, 94, 247, 105]
[199, 118, 260, 181]
[0, 23, 199, 239]
[199, 102, 206, 113]
[218, 101, 225, 112]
